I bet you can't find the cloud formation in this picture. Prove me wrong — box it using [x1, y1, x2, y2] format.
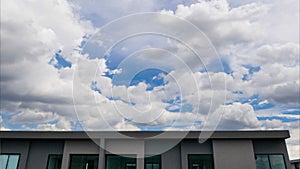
[0, 0, 299, 159]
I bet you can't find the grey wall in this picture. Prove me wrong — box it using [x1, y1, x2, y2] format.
[212, 140, 256, 169]
[0, 139, 30, 169]
[161, 144, 181, 169]
[61, 139, 100, 169]
[105, 139, 144, 169]
[181, 140, 213, 169]
[0, 137, 292, 169]
[25, 140, 64, 169]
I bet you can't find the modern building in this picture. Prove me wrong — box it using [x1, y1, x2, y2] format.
[0, 130, 292, 169]
[291, 159, 300, 169]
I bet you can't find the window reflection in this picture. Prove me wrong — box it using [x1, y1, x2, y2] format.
[0, 154, 20, 169]
[145, 155, 161, 169]
[188, 154, 214, 169]
[106, 155, 136, 169]
[69, 155, 98, 169]
[47, 154, 62, 169]
[255, 154, 286, 169]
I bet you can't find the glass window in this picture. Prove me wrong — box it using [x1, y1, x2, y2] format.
[188, 155, 214, 169]
[0, 154, 20, 169]
[106, 155, 136, 169]
[269, 155, 286, 169]
[145, 155, 161, 169]
[69, 155, 98, 169]
[47, 154, 62, 169]
[125, 163, 136, 169]
[255, 154, 286, 169]
[256, 155, 271, 169]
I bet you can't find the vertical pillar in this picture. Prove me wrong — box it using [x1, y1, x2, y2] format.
[61, 140, 69, 169]
[212, 140, 256, 169]
[98, 138, 105, 169]
[137, 140, 145, 169]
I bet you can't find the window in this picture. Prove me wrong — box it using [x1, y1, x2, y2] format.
[188, 155, 214, 169]
[255, 154, 286, 169]
[145, 155, 161, 169]
[0, 154, 20, 169]
[69, 155, 98, 169]
[47, 154, 62, 169]
[125, 163, 136, 169]
[106, 155, 136, 169]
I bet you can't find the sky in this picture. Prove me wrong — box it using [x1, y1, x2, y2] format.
[0, 0, 299, 159]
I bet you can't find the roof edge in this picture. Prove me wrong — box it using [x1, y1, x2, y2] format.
[0, 130, 290, 140]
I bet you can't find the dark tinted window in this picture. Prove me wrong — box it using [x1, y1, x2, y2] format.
[47, 154, 62, 169]
[145, 155, 161, 169]
[69, 155, 98, 169]
[256, 154, 286, 169]
[106, 155, 136, 169]
[188, 154, 214, 169]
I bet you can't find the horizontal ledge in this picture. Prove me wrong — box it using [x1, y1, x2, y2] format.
[0, 130, 290, 140]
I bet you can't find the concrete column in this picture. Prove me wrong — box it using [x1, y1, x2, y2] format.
[61, 141, 69, 169]
[162, 144, 181, 169]
[137, 140, 145, 169]
[98, 138, 105, 169]
[212, 140, 256, 169]
[137, 157, 144, 169]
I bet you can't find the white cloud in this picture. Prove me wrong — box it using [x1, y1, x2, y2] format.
[0, 3, 298, 162]
[250, 64, 299, 104]
[259, 0, 300, 43]
[35, 117, 72, 131]
[1, 0, 93, 130]
[9, 109, 59, 124]
[212, 102, 261, 129]
[256, 43, 299, 66]
[265, 119, 283, 129]
[0, 115, 9, 131]
[171, 0, 268, 51]
[286, 127, 300, 160]
[114, 119, 140, 131]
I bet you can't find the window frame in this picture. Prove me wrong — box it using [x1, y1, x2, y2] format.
[105, 154, 137, 169]
[68, 154, 99, 169]
[0, 153, 21, 169]
[125, 162, 136, 169]
[187, 154, 215, 169]
[255, 154, 287, 169]
[46, 154, 63, 169]
[144, 155, 161, 169]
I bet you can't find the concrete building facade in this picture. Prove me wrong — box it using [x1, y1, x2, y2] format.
[0, 130, 291, 169]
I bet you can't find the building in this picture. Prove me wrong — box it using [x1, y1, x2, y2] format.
[291, 159, 300, 169]
[0, 130, 291, 169]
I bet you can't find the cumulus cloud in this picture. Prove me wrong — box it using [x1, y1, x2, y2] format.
[265, 119, 283, 129]
[259, 0, 300, 43]
[208, 102, 261, 129]
[1, 0, 93, 130]
[35, 117, 72, 131]
[71, 0, 199, 26]
[114, 119, 140, 131]
[170, 0, 268, 51]
[9, 109, 59, 124]
[250, 64, 300, 104]
[0, 0, 299, 160]
[256, 43, 299, 66]
[286, 123, 300, 160]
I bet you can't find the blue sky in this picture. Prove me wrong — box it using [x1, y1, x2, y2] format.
[0, 0, 299, 159]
